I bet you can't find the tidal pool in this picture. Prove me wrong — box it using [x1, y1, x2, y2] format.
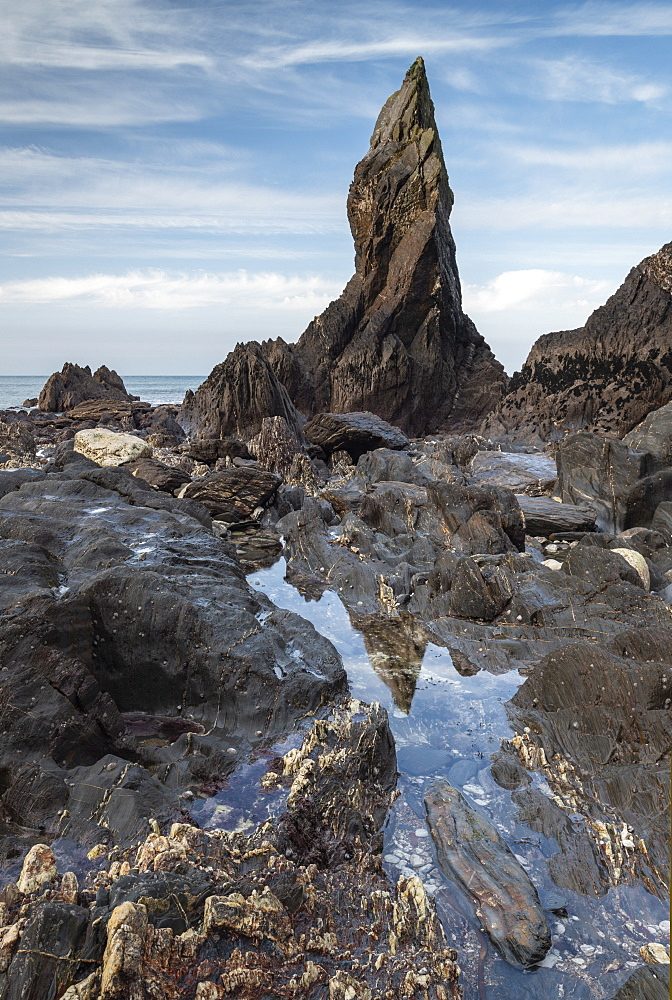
[236, 555, 670, 1000]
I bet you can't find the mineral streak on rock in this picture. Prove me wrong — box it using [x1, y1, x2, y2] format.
[180, 58, 507, 439]
[486, 241, 672, 440]
[425, 779, 552, 969]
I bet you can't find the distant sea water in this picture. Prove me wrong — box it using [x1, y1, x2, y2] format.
[0, 376, 205, 410]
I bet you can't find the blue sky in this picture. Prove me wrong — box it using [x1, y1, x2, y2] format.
[1, 0, 671, 375]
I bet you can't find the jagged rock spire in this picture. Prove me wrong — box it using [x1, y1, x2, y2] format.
[181, 59, 507, 439]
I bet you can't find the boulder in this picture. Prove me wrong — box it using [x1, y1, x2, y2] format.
[517, 495, 596, 536]
[486, 241, 672, 438]
[185, 438, 251, 465]
[624, 399, 672, 471]
[38, 363, 137, 412]
[608, 965, 670, 1000]
[304, 411, 409, 460]
[73, 429, 152, 467]
[248, 415, 305, 476]
[122, 457, 191, 495]
[556, 432, 653, 532]
[425, 779, 551, 968]
[181, 467, 282, 522]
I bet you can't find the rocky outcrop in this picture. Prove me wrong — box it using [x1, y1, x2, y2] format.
[38, 364, 138, 413]
[486, 242, 672, 440]
[180, 58, 506, 439]
[179, 342, 304, 442]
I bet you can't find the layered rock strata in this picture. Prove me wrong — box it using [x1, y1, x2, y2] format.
[486, 242, 672, 440]
[180, 58, 506, 439]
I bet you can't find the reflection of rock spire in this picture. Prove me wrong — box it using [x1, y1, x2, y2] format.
[360, 617, 427, 714]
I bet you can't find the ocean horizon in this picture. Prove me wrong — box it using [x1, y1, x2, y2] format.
[0, 375, 205, 410]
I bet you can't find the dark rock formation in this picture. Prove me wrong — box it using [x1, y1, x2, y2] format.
[507, 631, 672, 901]
[467, 450, 556, 495]
[180, 58, 506, 439]
[609, 964, 670, 1000]
[425, 779, 551, 968]
[38, 363, 137, 413]
[122, 456, 192, 495]
[486, 241, 672, 439]
[624, 399, 672, 470]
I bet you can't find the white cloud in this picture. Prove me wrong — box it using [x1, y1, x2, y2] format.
[0, 146, 343, 236]
[505, 141, 672, 173]
[458, 193, 672, 230]
[463, 269, 612, 313]
[0, 0, 211, 72]
[552, 2, 672, 37]
[0, 268, 341, 312]
[537, 55, 667, 104]
[244, 33, 508, 71]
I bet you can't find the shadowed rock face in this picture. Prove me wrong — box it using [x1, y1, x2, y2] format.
[180, 58, 506, 439]
[486, 242, 672, 440]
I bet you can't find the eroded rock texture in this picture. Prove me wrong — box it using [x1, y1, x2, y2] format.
[486, 242, 672, 440]
[180, 58, 506, 439]
[0, 703, 460, 1000]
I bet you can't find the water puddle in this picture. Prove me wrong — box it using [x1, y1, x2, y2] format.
[245, 555, 669, 1000]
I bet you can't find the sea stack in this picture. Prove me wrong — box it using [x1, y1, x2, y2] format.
[486, 241, 672, 441]
[180, 58, 507, 439]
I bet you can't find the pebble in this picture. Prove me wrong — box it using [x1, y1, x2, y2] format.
[410, 854, 425, 867]
[226, 747, 237, 755]
[414, 828, 429, 838]
[659, 920, 670, 933]
[383, 855, 400, 865]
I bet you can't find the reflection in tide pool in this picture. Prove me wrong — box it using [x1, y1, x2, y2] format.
[247, 557, 668, 1000]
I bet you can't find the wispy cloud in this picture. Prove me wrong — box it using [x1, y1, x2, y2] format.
[0, 268, 341, 311]
[0, 146, 343, 236]
[505, 140, 672, 174]
[458, 193, 672, 230]
[551, 2, 672, 37]
[536, 55, 667, 104]
[1, 0, 211, 72]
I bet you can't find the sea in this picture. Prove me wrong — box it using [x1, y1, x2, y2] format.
[0, 375, 205, 410]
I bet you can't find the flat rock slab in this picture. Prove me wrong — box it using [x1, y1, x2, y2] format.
[516, 495, 596, 536]
[425, 778, 551, 969]
[468, 450, 556, 494]
[304, 411, 409, 459]
[182, 466, 282, 521]
[74, 428, 152, 466]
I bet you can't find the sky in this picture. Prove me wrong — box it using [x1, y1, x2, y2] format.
[1, 0, 671, 376]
